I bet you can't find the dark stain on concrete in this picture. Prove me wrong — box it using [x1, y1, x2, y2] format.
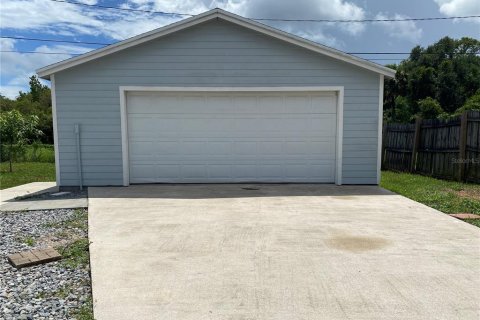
[330, 196, 359, 200]
[327, 235, 391, 252]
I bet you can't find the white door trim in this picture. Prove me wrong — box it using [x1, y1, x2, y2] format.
[119, 86, 344, 186]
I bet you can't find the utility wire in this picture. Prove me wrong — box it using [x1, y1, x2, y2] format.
[47, 0, 480, 23]
[1, 36, 109, 46]
[2, 37, 480, 56]
[48, 0, 192, 16]
[0, 50, 81, 55]
[2, 50, 478, 61]
[0, 50, 480, 56]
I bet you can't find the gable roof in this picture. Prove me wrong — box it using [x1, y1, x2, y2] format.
[37, 8, 396, 79]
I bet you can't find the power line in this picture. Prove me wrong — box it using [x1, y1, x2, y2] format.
[2, 50, 479, 58]
[3, 37, 480, 56]
[254, 16, 480, 22]
[0, 50, 81, 55]
[1, 36, 109, 46]
[2, 50, 478, 62]
[47, 0, 480, 23]
[0, 50, 386, 62]
[48, 0, 192, 17]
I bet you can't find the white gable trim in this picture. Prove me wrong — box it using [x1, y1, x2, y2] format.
[37, 9, 395, 79]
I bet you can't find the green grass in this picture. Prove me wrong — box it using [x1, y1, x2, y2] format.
[0, 162, 55, 189]
[22, 236, 36, 246]
[60, 238, 90, 269]
[381, 171, 480, 227]
[1, 144, 55, 163]
[73, 296, 94, 320]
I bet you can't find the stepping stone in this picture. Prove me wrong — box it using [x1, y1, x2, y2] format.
[7, 247, 61, 269]
[449, 213, 480, 220]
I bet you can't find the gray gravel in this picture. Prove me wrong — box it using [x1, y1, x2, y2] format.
[0, 209, 91, 320]
[17, 189, 88, 201]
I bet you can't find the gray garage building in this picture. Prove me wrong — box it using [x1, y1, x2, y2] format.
[37, 9, 395, 187]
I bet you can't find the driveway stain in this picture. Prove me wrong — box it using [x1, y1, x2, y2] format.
[327, 235, 391, 252]
[330, 196, 358, 200]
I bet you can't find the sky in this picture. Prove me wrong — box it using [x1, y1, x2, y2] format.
[0, 0, 479, 99]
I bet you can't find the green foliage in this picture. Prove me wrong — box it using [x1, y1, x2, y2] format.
[60, 238, 90, 269]
[384, 37, 480, 123]
[418, 97, 443, 119]
[384, 96, 413, 123]
[0, 144, 55, 163]
[0, 75, 52, 143]
[73, 296, 94, 320]
[455, 90, 480, 115]
[29, 75, 49, 102]
[0, 110, 43, 171]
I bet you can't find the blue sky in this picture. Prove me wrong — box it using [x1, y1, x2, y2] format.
[1, 0, 479, 98]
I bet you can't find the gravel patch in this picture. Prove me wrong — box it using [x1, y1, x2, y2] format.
[0, 209, 92, 320]
[16, 189, 88, 202]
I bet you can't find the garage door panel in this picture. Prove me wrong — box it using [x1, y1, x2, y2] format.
[127, 91, 337, 183]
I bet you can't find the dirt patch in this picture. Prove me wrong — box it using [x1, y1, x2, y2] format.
[449, 213, 480, 220]
[453, 189, 480, 201]
[327, 235, 391, 253]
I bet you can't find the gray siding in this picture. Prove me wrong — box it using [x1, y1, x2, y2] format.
[55, 19, 380, 186]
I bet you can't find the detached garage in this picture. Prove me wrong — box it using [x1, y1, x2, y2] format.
[37, 8, 395, 187]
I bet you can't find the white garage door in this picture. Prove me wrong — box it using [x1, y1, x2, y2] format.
[127, 91, 337, 183]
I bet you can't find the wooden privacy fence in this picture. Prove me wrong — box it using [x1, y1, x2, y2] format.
[382, 110, 480, 183]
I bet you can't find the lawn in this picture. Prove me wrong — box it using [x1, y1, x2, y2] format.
[381, 171, 480, 227]
[0, 162, 55, 190]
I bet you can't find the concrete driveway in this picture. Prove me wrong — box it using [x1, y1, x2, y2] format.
[88, 184, 480, 320]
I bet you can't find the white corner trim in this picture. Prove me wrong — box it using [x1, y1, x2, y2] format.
[377, 74, 385, 185]
[50, 74, 61, 186]
[336, 88, 344, 186]
[37, 9, 395, 79]
[119, 86, 344, 186]
[119, 88, 129, 186]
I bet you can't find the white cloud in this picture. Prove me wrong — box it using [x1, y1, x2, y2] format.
[374, 13, 423, 43]
[0, 39, 93, 98]
[245, 0, 365, 36]
[0, 0, 371, 97]
[434, 0, 480, 25]
[434, 0, 480, 16]
[1, 0, 368, 44]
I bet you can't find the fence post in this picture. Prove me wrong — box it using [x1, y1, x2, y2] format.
[411, 117, 422, 172]
[458, 111, 468, 181]
[381, 123, 387, 170]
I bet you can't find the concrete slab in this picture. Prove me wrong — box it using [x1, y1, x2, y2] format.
[0, 182, 57, 203]
[0, 182, 87, 212]
[0, 198, 88, 211]
[88, 184, 480, 320]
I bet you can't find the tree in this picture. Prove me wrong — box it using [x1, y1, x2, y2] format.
[418, 97, 443, 119]
[393, 96, 413, 123]
[383, 37, 480, 123]
[455, 91, 480, 115]
[0, 110, 42, 172]
[1, 77, 53, 144]
[29, 75, 49, 103]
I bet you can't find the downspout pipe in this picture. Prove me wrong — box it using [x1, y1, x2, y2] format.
[74, 124, 83, 190]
